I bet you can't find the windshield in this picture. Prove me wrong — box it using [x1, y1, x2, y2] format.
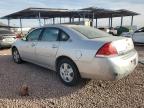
[71, 26, 112, 39]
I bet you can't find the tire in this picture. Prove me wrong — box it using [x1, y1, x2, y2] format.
[12, 48, 23, 64]
[0, 44, 2, 50]
[57, 58, 81, 86]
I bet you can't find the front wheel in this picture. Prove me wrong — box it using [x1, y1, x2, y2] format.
[0, 44, 2, 49]
[57, 58, 81, 86]
[12, 48, 23, 64]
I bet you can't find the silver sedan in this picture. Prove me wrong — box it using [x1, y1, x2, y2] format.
[12, 25, 138, 86]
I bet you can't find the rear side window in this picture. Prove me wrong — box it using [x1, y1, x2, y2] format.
[41, 28, 59, 42]
[60, 31, 69, 41]
[27, 28, 42, 41]
[71, 26, 112, 39]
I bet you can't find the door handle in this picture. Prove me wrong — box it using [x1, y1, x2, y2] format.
[52, 44, 58, 48]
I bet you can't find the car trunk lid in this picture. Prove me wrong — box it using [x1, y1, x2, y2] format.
[92, 36, 134, 55]
[112, 38, 134, 55]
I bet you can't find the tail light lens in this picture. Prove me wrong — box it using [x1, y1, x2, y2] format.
[16, 34, 22, 39]
[96, 42, 118, 57]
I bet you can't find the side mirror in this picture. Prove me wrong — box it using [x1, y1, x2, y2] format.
[22, 37, 27, 41]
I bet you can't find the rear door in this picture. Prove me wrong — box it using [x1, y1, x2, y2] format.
[35, 27, 60, 69]
[20, 28, 43, 61]
[133, 27, 144, 43]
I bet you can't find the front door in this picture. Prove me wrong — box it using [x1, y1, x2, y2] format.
[35, 28, 60, 69]
[20, 28, 43, 61]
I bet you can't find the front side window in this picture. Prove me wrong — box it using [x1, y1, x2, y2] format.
[41, 28, 59, 42]
[27, 28, 42, 41]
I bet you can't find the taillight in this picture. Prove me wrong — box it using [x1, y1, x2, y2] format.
[96, 42, 118, 57]
[16, 34, 21, 39]
[16, 34, 22, 39]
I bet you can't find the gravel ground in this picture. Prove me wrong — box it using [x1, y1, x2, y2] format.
[0, 46, 144, 108]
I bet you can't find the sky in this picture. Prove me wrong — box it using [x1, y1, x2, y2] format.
[0, 0, 144, 28]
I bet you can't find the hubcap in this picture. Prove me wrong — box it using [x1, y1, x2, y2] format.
[60, 63, 74, 83]
[13, 50, 20, 62]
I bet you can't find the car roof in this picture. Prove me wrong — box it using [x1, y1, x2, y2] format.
[34, 24, 85, 30]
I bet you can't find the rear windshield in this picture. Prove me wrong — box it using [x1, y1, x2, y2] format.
[0, 30, 14, 34]
[71, 26, 112, 39]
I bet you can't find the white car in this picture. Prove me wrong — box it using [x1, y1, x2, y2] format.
[133, 27, 144, 43]
[122, 27, 144, 44]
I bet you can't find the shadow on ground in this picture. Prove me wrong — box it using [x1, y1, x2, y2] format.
[0, 47, 144, 108]
[0, 55, 88, 100]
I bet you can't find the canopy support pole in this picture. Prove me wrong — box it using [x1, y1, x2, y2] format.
[7, 18, 10, 30]
[109, 18, 111, 28]
[121, 16, 123, 27]
[69, 17, 72, 23]
[20, 18, 22, 33]
[64, 17, 65, 23]
[53, 18, 55, 24]
[92, 12, 95, 27]
[72, 17, 74, 23]
[44, 19, 46, 25]
[131, 16, 134, 26]
[95, 18, 98, 28]
[83, 13, 85, 21]
[111, 17, 113, 27]
[60, 17, 61, 24]
[79, 17, 80, 23]
[38, 12, 41, 26]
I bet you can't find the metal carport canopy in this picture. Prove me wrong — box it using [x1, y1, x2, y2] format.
[0, 7, 139, 19]
[0, 7, 140, 32]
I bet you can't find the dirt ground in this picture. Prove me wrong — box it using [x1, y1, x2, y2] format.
[0, 45, 144, 108]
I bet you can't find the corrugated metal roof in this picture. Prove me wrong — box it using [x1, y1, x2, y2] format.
[1, 7, 139, 19]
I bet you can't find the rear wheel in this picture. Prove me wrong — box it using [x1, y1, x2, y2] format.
[57, 58, 81, 86]
[12, 48, 23, 64]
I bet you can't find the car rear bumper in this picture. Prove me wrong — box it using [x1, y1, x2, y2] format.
[76, 49, 138, 80]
